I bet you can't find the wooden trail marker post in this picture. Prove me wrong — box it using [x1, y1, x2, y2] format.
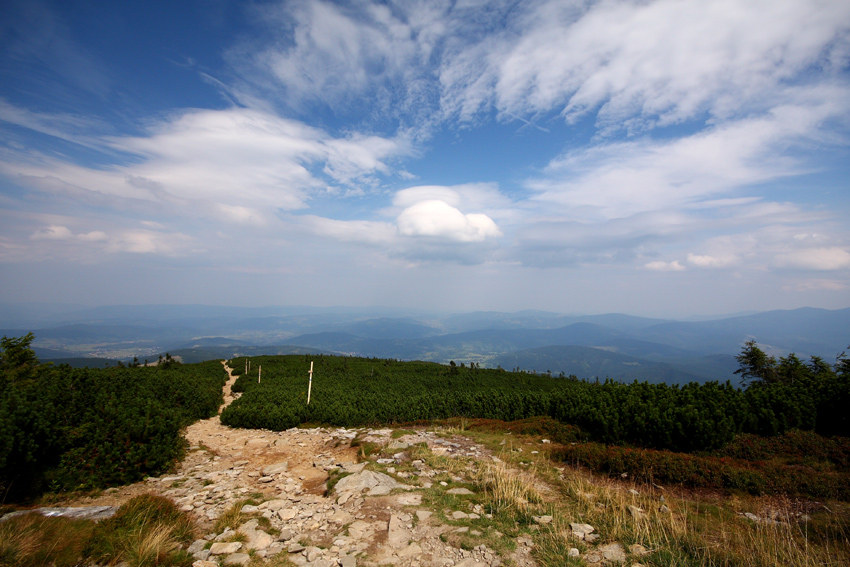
[258, 365, 261, 383]
[307, 361, 314, 405]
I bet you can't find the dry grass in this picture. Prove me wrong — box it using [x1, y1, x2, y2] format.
[428, 425, 850, 567]
[530, 462, 850, 567]
[124, 522, 181, 566]
[85, 494, 196, 567]
[0, 513, 95, 567]
[474, 460, 544, 517]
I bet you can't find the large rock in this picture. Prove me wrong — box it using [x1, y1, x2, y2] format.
[210, 542, 242, 555]
[333, 470, 406, 496]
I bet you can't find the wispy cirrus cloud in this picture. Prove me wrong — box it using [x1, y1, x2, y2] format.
[526, 88, 849, 221]
[439, 0, 850, 127]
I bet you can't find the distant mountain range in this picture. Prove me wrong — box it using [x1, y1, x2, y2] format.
[1, 304, 847, 385]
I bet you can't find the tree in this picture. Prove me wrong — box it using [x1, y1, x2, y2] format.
[1, 333, 40, 384]
[1, 333, 38, 369]
[734, 340, 777, 386]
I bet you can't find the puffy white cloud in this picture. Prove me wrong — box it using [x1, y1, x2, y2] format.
[397, 199, 501, 242]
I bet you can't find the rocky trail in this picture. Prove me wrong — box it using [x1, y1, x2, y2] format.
[38, 361, 542, 567]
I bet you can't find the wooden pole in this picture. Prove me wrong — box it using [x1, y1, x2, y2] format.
[307, 361, 314, 405]
[258, 365, 261, 383]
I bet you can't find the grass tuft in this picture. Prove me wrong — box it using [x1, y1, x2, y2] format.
[0, 513, 95, 567]
[84, 494, 195, 567]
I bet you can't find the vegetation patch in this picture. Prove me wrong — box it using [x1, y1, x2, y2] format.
[555, 438, 850, 500]
[84, 494, 195, 567]
[1, 334, 226, 501]
[0, 513, 95, 567]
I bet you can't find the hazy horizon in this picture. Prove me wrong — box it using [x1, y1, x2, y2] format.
[1, 1, 849, 317]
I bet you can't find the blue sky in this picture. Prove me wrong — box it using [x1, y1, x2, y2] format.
[1, 0, 849, 317]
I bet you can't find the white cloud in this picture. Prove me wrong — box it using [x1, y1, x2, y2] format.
[240, 0, 441, 119]
[527, 95, 846, 221]
[106, 230, 195, 255]
[78, 231, 107, 242]
[30, 225, 73, 240]
[775, 247, 850, 270]
[22, 218, 194, 259]
[784, 279, 848, 291]
[440, 0, 850, 126]
[1, 106, 409, 222]
[397, 200, 501, 242]
[686, 253, 738, 268]
[644, 260, 685, 272]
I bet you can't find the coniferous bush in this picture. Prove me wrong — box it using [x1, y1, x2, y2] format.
[0, 336, 226, 500]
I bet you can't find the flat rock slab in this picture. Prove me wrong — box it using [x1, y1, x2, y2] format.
[570, 522, 596, 539]
[599, 542, 627, 562]
[446, 488, 474, 495]
[210, 542, 243, 555]
[334, 470, 406, 496]
[0, 506, 116, 522]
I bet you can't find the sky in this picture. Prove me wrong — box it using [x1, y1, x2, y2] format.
[0, 0, 849, 318]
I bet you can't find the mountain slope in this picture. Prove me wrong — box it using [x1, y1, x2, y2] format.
[492, 345, 712, 385]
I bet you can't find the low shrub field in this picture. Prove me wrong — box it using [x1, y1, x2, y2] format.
[0, 335, 226, 501]
[220, 352, 850, 499]
[222, 353, 850, 452]
[555, 435, 850, 500]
